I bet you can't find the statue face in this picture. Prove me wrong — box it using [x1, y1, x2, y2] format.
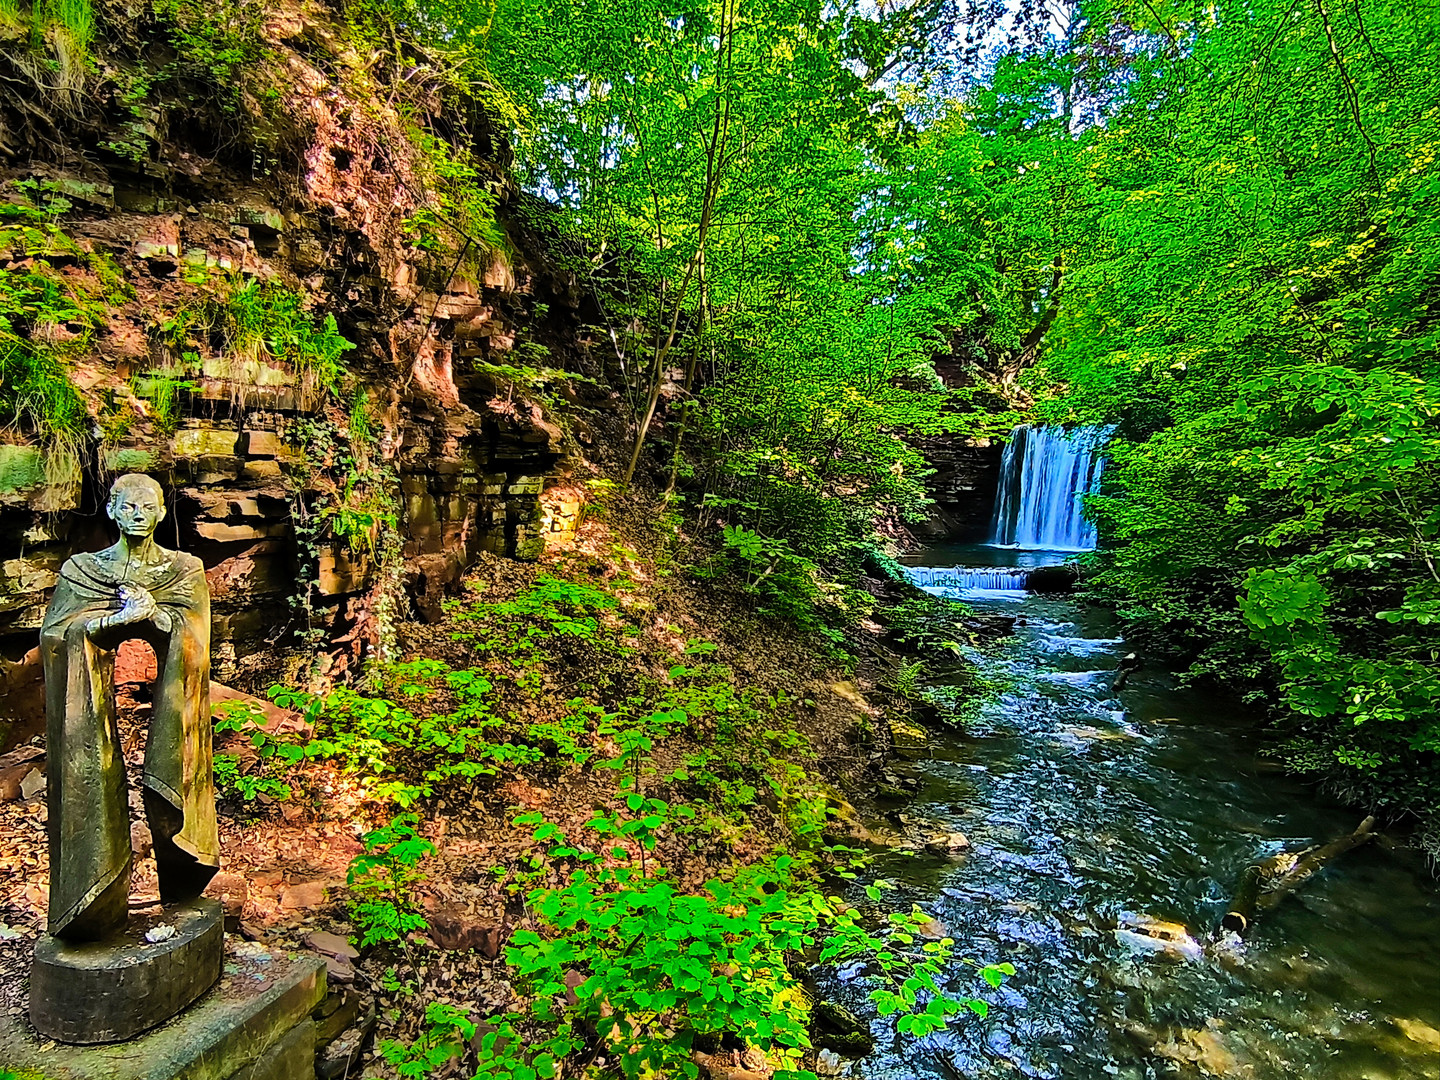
[108, 482, 166, 539]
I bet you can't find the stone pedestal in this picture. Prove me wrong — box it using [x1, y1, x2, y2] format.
[0, 943, 325, 1080]
[31, 899, 224, 1044]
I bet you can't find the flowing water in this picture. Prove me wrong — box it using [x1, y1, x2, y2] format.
[829, 544, 1440, 1080]
[991, 427, 1110, 551]
[904, 566, 1029, 593]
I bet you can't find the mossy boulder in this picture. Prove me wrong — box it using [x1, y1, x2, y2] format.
[0, 444, 44, 494]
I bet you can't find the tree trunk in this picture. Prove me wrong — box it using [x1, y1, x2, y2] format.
[1221, 816, 1377, 936]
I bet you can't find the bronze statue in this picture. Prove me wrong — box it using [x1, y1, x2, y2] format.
[39, 473, 219, 941]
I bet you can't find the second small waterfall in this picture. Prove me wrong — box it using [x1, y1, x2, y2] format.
[906, 566, 1029, 591]
[991, 425, 1109, 550]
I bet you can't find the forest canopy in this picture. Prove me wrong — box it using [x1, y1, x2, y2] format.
[402, 0, 1440, 813]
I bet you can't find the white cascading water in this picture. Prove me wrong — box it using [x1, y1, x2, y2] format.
[991, 425, 1109, 551]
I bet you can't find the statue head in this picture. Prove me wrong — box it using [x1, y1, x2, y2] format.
[106, 473, 167, 541]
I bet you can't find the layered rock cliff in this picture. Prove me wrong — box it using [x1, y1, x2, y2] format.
[0, 0, 627, 714]
[909, 340, 1009, 542]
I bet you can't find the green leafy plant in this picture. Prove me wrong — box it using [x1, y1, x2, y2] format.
[101, 65, 159, 162]
[0, 178, 134, 488]
[487, 816, 1011, 1080]
[347, 813, 435, 948]
[266, 658, 577, 806]
[144, 373, 197, 435]
[378, 1001, 478, 1080]
[154, 0, 267, 114]
[450, 574, 622, 691]
[569, 794, 694, 880]
[222, 278, 352, 394]
[212, 699, 300, 801]
[892, 660, 925, 700]
[211, 752, 293, 802]
[698, 524, 861, 645]
[822, 883, 1014, 1036]
[405, 125, 508, 261]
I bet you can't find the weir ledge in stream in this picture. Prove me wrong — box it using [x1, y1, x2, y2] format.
[904, 563, 1079, 594]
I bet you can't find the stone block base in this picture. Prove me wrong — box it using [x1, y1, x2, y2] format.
[0, 943, 325, 1080]
[31, 899, 224, 1044]
[231, 1018, 315, 1080]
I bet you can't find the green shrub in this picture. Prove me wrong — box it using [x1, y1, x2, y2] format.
[379, 1002, 477, 1080]
[696, 524, 868, 645]
[391, 816, 1013, 1080]
[212, 699, 300, 801]
[347, 814, 435, 948]
[406, 126, 508, 259]
[265, 659, 558, 807]
[154, 0, 267, 113]
[450, 573, 623, 690]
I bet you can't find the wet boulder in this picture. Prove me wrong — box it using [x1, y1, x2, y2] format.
[812, 1000, 876, 1057]
[924, 831, 971, 858]
[1025, 564, 1079, 593]
[1114, 914, 1203, 962]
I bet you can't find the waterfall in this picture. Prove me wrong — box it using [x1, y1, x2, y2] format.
[991, 425, 1109, 550]
[905, 566, 1030, 591]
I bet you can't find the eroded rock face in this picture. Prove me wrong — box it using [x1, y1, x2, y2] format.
[0, 304, 575, 686]
[915, 436, 1003, 541]
[0, 5, 619, 701]
[909, 342, 1011, 541]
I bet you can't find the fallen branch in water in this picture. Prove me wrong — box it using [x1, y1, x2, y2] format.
[1221, 816, 1377, 935]
[1111, 652, 1141, 693]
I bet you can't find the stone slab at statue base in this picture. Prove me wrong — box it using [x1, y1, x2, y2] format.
[0, 942, 325, 1080]
[31, 899, 225, 1044]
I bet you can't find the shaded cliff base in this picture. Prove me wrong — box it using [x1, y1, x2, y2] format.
[911, 437, 1003, 544]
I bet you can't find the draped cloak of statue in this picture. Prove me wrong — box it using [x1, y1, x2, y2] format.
[39, 546, 219, 940]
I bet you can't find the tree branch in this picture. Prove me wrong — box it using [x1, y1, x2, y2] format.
[1314, 0, 1378, 178]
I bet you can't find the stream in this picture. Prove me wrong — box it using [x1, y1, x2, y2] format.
[829, 542, 1440, 1080]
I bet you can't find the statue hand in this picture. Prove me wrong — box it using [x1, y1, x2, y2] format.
[114, 585, 159, 625]
[84, 591, 147, 636]
[125, 588, 172, 633]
